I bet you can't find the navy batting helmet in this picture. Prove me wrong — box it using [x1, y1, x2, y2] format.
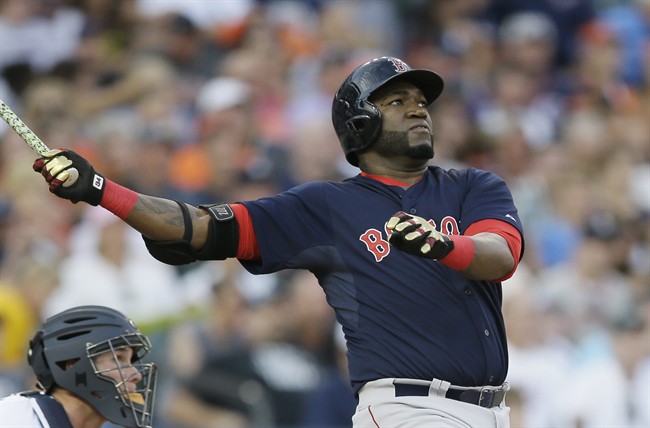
[332, 56, 444, 166]
[27, 306, 157, 428]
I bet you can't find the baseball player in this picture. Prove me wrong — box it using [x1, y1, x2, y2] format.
[0, 305, 157, 428]
[32, 56, 523, 427]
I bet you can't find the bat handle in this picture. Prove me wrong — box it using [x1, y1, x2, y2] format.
[0, 99, 79, 186]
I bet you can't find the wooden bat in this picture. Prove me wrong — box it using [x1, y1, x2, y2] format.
[0, 98, 78, 185]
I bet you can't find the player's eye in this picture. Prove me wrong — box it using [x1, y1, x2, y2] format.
[114, 349, 133, 362]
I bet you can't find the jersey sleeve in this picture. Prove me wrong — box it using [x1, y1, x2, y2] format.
[458, 168, 524, 239]
[238, 182, 335, 274]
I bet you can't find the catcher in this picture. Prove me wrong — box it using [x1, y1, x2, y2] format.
[0, 305, 157, 428]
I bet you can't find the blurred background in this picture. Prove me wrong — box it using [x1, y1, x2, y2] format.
[0, 0, 648, 427]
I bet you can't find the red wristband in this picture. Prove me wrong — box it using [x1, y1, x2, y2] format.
[439, 235, 475, 271]
[100, 180, 138, 220]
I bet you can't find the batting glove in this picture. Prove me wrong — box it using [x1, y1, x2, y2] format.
[386, 211, 454, 260]
[33, 149, 105, 205]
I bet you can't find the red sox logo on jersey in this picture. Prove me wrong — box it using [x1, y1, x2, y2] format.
[359, 216, 460, 262]
[389, 58, 408, 72]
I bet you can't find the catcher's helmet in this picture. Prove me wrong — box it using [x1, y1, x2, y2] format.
[27, 306, 157, 428]
[332, 56, 444, 166]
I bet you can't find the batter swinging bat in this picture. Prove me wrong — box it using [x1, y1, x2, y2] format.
[0, 98, 78, 186]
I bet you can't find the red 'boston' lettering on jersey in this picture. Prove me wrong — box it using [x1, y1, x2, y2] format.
[359, 229, 390, 262]
[440, 216, 459, 235]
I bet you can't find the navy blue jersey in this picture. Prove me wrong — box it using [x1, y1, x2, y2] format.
[240, 166, 524, 394]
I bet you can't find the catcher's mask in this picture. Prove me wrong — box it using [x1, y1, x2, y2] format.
[331, 56, 444, 166]
[27, 305, 157, 428]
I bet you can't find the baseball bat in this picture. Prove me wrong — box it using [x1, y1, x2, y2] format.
[0, 98, 78, 186]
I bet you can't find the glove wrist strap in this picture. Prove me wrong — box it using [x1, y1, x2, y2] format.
[439, 235, 475, 271]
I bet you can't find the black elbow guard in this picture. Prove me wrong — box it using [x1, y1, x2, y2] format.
[142, 202, 239, 265]
[143, 201, 198, 265]
[143, 238, 197, 265]
[195, 203, 239, 260]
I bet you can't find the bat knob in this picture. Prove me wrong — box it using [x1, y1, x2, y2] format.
[62, 168, 79, 187]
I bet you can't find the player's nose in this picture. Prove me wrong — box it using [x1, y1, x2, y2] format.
[123, 365, 143, 386]
[406, 101, 429, 118]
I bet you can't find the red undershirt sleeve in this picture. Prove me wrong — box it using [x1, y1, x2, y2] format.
[231, 203, 261, 260]
[465, 219, 523, 281]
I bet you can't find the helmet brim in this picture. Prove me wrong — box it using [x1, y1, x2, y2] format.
[368, 69, 444, 105]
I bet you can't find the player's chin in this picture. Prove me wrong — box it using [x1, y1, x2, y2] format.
[408, 131, 432, 146]
[407, 140, 434, 159]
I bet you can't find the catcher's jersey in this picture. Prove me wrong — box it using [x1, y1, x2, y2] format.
[240, 166, 524, 394]
[1, 394, 55, 428]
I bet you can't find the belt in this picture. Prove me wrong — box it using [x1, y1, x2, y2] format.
[393, 379, 509, 409]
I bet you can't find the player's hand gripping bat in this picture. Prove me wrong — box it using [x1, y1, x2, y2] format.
[387, 211, 455, 260]
[0, 98, 79, 187]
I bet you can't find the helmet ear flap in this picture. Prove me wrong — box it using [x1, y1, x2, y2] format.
[346, 114, 370, 134]
[335, 95, 382, 166]
[28, 331, 55, 392]
[345, 107, 382, 144]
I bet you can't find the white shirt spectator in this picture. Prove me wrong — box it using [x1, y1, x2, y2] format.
[42, 208, 186, 326]
[0, 2, 84, 73]
[135, 0, 253, 31]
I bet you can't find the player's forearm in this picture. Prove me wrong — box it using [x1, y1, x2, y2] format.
[30, 150, 213, 252]
[461, 232, 515, 281]
[124, 194, 210, 250]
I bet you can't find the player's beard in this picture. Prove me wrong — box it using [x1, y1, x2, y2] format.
[373, 130, 434, 160]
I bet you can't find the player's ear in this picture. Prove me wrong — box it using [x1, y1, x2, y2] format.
[64, 359, 80, 370]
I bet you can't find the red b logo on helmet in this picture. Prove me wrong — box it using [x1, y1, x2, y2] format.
[389, 58, 408, 72]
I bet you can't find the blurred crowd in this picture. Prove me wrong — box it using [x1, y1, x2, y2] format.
[0, 0, 648, 427]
